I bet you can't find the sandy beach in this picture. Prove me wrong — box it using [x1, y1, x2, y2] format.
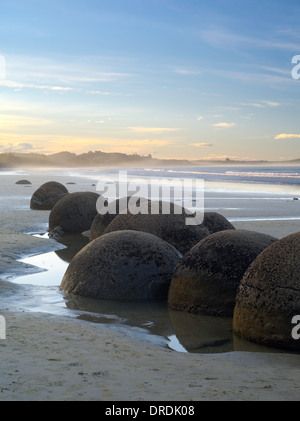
[1, 169, 300, 401]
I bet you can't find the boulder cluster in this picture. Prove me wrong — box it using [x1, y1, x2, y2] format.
[30, 182, 300, 352]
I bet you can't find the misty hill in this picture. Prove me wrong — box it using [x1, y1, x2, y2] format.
[0, 151, 297, 169]
[0, 151, 192, 168]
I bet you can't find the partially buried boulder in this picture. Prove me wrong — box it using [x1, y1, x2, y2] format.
[168, 229, 277, 316]
[30, 181, 68, 210]
[49, 191, 99, 236]
[16, 179, 31, 185]
[60, 230, 182, 300]
[233, 231, 300, 351]
[102, 201, 209, 255]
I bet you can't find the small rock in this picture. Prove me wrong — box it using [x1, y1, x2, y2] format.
[16, 180, 31, 185]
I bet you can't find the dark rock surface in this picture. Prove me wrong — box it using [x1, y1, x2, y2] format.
[102, 201, 210, 255]
[233, 231, 300, 351]
[168, 229, 277, 316]
[49, 191, 99, 235]
[16, 179, 31, 185]
[30, 181, 68, 210]
[60, 230, 182, 300]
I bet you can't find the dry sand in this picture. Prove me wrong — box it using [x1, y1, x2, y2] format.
[0, 171, 300, 401]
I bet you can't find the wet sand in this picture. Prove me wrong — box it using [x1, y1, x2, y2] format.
[0, 170, 300, 401]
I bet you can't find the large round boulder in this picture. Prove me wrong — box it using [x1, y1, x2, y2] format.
[30, 181, 68, 210]
[102, 201, 209, 255]
[168, 229, 277, 316]
[233, 231, 300, 351]
[60, 230, 182, 300]
[49, 191, 100, 236]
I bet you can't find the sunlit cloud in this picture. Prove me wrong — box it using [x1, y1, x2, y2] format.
[190, 143, 213, 147]
[200, 154, 241, 160]
[0, 114, 52, 130]
[0, 133, 176, 156]
[274, 133, 300, 139]
[128, 127, 181, 133]
[212, 122, 236, 128]
[197, 116, 204, 120]
[87, 90, 112, 95]
[0, 141, 46, 153]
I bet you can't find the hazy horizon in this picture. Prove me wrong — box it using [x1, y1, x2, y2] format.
[1, 1, 300, 162]
[0, 149, 300, 167]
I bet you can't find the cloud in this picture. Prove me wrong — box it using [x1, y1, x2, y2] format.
[200, 154, 241, 160]
[0, 54, 134, 97]
[174, 68, 201, 75]
[0, 79, 72, 92]
[17, 143, 34, 151]
[274, 133, 300, 139]
[190, 143, 213, 147]
[0, 142, 44, 152]
[245, 100, 280, 108]
[212, 122, 236, 128]
[128, 127, 181, 133]
[87, 90, 112, 95]
[0, 114, 52, 130]
[245, 103, 265, 108]
[210, 68, 292, 87]
[199, 27, 300, 52]
[262, 100, 280, 107]
[197, 116, 204, 121]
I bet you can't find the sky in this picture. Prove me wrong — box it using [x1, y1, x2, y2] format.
[1, 0, 300, 161]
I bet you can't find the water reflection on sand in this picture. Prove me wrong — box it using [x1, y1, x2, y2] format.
[8, 232, 293, 355]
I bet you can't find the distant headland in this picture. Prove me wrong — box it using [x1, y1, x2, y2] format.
[0, 151, 299, 168]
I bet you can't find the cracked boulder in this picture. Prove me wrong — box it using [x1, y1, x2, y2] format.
[233, 231, 300, 351]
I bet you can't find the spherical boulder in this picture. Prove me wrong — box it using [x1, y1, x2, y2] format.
[60, 230, 182, 300]
[102, 201, 209, 255]
[168, 229, 277, 316]
[200, 212, 235, 234]
[30, 181, 68, 210]
[49, 191, 100, 236]
[233, 231, 300, 351]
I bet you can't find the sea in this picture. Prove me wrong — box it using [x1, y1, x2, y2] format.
[1, 164, 300, 354]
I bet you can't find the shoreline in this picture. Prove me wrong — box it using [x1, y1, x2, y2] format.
[1, 309, 300, 401]
[0, 170, 300, 401]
